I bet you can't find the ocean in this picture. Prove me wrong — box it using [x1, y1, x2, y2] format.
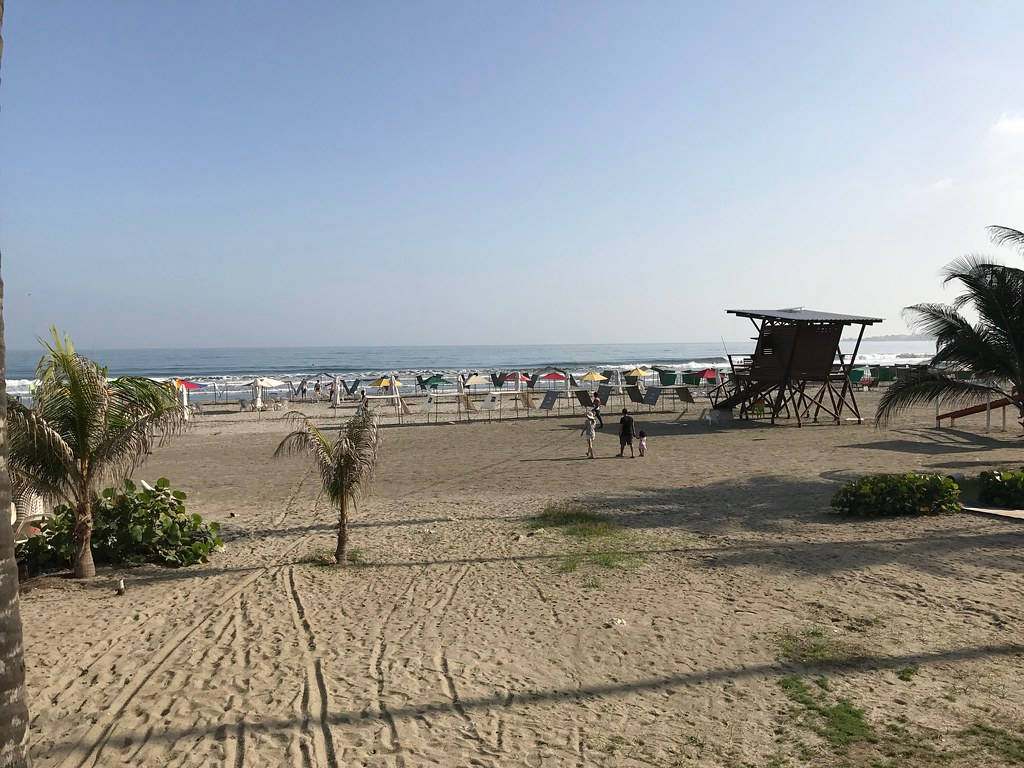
[5, 340, 935, 399]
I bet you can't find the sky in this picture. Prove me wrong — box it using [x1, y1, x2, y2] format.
[3, 1, 1024, 350]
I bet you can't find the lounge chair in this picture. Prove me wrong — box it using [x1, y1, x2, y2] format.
[575, 390, 595, 409]
[12, 489, 49, 545]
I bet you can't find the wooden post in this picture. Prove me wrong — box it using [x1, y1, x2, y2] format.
[986, 389, 992, 433]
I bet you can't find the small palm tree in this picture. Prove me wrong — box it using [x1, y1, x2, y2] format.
[275, 408, 381, 564]
[876, 226, 1024, 426]
[7, 329, 188, 578]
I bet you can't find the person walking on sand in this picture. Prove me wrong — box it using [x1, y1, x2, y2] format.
[618, 408, 637, 458]
[592, 394, 604, 429]
[580, 410, 597, 458]
[638, 430, 648, 457]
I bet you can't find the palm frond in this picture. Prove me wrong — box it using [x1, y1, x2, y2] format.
[875, 371, 1004, 426]
[275, 419, 337, 501]
[274, 409, 381, 508]
[5, 394, 80, 501]
[988, 225, 1024, 254]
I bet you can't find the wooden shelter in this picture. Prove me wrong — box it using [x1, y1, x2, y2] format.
[710, 308, 882, 425]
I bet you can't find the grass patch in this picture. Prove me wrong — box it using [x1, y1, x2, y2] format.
[896, 665, 919, 682]
[779, 675, 875, 750]
[559, 555, 581, 573]
[296, 548, 336, 566]
[957, 723, 1024, 763]
[557, 551, 645, 578]
[530, 504, 619, 538]
[775, 626, 855, 664]
[296, 547, 367, 567]
[345, 548, 366, 565]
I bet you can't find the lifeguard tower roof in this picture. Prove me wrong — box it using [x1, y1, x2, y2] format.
[727, 309, 883, 325]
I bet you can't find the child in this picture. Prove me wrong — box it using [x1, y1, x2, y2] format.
[638, 430, 647, 457]
[581, 411, 597, 458]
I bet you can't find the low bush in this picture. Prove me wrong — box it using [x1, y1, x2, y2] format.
[16, 478, 222, 574]
[977, 469, 1024, 508]
[830, 473, 960, 517]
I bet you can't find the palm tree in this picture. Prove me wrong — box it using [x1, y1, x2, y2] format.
[0, 3, 34, 763]
[0, 276, 32, 768]
[6, 329, 188, 578]
[876, 225, 1024, 427]
[275, 408, 381, 564]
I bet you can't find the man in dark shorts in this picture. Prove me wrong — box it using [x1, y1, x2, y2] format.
[618, 408, 637, 458]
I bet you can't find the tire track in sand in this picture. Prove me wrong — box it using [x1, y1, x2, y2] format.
[368, 569, 424, 768]
[55, 465, 320, 768]
[284, 566, 338, 768]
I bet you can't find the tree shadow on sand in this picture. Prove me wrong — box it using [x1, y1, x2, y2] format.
[838, 427, 1017, 455]
[573, 475, 1024, 580]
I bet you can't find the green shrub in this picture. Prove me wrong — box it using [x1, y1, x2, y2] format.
[830, 473, 960, 517]
[977, 469, 1024, 508]
[16, 478, 222, 574]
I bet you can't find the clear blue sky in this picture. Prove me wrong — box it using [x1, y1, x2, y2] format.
[3, 1, 1024, 349]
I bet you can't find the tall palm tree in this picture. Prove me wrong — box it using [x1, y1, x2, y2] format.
[6, 330, 188, 578]
[0, 2, 33, 763]
[0, 275, 32, 768]
[876, 225, 1024, 426]
[275, 408, 381, 564]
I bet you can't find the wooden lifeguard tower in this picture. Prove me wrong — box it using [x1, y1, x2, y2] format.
[710, 308, 883, 425]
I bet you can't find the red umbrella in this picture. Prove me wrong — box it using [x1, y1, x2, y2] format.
[506, 372, 530, 382]
[699, 368, 718, 380]
[540, 371, 565, 381]
[175, 378, 204, 390]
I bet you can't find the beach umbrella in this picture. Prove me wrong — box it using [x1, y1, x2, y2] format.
[174, 378, 204, 390]
[581, 371, 607, 382]
[540, 371, 565, 381]
[699, 368, 718, 380]
[626, 367, 651, 378]
[423, 374, 451, 387]
[463, 374, 489, 387]
[372, 376, 404, 388]
[250, 377, 284, 410]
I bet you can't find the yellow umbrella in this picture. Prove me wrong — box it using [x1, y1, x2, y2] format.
[372, 377, 404, 387]
[626, 367, 651, 378]
[581, 371, 607, 382]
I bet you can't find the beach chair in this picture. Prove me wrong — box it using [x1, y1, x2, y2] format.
[596, 385, 613, 406]
[674, 386, 695, 404]
[12, 489, 49, 545]
[575, 390, 595, 409]
[626, 386, 646, 405]
[539, 391, 559, 411]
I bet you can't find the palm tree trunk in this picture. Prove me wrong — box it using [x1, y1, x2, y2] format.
[0, 152, 34, 763]
[72, 496, 95, 579]
[334, 493, 348, 565]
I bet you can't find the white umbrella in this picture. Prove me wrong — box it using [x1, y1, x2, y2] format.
[250, 377, 285, 410]
[179, 383, 189, 420]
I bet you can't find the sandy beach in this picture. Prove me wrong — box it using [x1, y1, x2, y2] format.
[17, 394, 1024, 767]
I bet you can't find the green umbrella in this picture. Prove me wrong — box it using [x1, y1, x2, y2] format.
[424, 374, 451, 386]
